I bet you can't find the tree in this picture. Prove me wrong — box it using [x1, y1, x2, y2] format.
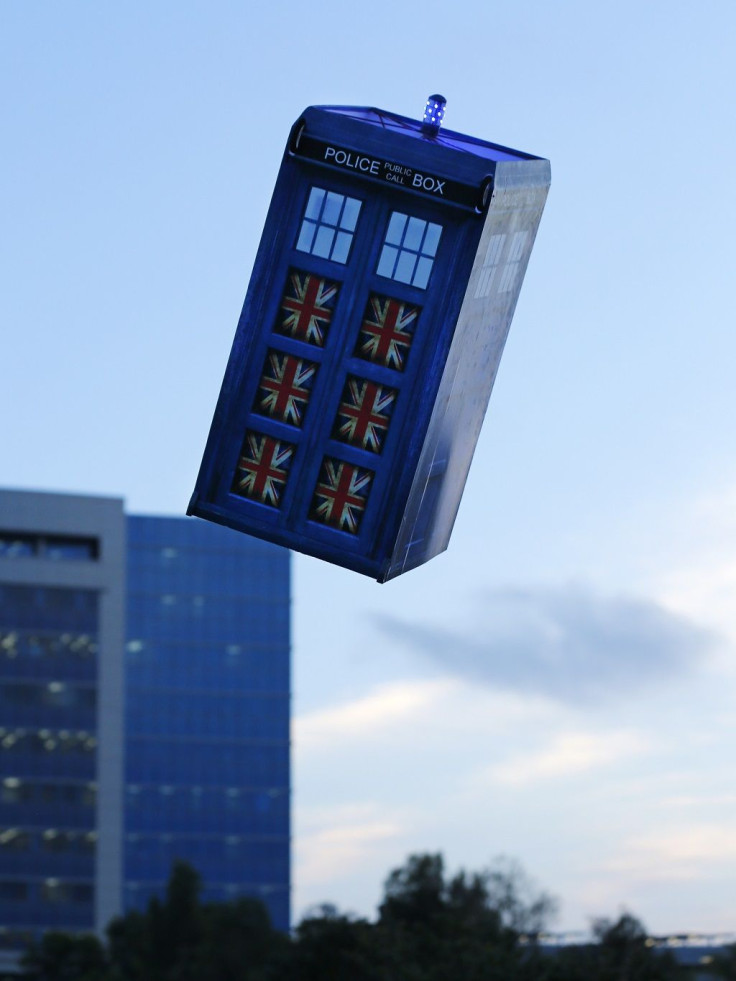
[589, 913, 686, 981]
[290, 905, 380, 981]
[15, 853, 696, 981]
[106, 860, 287, 981]
[711, 944, 736, 979]
[192, 897, 291, 981]
[379, 853, 447, 929]
[106, 861, 205, 981]
[105, 908, 151, 981]
[379, 853, 557, 939]
[484, 856, 559, 937]
[376, 853, 540, 980]
[19, 931, 109, 981]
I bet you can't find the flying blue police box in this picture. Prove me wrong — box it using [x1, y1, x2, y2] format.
[189, 97, 550, 581]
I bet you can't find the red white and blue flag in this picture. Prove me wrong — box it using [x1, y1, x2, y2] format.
[256, 351, 317, 427]
[355, 294, 419, 371]
[277, 271, 338, 347]
[232, 432, 294, 508]
[333, 377, 396, 453]
[310, 458, 372, 534]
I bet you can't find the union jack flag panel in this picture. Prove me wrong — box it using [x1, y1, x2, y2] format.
[332, 376, 397, 454]
[309, 457, 373, 535]
[254, 350, 317, 428]
[354, 294, 420, 372]
[274, 269, 339, 347]
[231, 432, 294, 509]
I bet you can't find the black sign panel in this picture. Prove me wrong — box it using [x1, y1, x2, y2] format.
[292, 134, 487, 212]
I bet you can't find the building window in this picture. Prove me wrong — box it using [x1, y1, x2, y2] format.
[0, 882, 28, 902]
[0, 532, 98, 560]
[498, 230, 529, 293]
[1, 778, 27, 804]
[41, 879, 93, 904]
[41, 830, 95, 853]
[0, 829, 29, 851]
[473, 234, 506, 299]
[473, 230, 530, 298]
[45, 536, 99, 561]
[1, 780, 96, 807]
[0, 929, 34, 949]
[0, 729, 95, 755]
[376, 213, 442, 289]
[0, 534, 35, 558]
[296, 187, 361, 263]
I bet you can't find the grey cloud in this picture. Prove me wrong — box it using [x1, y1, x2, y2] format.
[375, 585, 719, 706]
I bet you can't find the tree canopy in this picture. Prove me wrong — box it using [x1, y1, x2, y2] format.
[18, 855, 692, 981]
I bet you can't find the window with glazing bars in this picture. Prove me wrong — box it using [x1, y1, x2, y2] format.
[296, 187, 362, 264]
[376, 213, 442, 289]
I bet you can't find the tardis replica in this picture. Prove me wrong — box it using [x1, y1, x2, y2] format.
[189, 97, 550, 581]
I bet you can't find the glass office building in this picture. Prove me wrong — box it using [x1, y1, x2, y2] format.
[124, 515, 290, 931]
[0, 583, 98, 926]
[0, 490, 126, 966]
[0, 489, 290, 966]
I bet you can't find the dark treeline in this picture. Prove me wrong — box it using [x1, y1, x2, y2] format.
[17, 854, 736, 981]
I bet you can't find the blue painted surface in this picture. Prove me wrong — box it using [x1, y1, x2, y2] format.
[190, 103, 550, 580]
[124, 516, 291, 931]
[322, 105, 540, 162]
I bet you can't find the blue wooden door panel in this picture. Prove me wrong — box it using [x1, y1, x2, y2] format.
[205, 162, 469, 563]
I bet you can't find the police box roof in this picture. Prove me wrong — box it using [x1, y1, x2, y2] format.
[292, 104, 549, 196]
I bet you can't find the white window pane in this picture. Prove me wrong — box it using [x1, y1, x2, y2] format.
[404, 217, 426, 251]
[312, 225, 335, 258]
[498, 263, 518, 293]
[413, 256, 434, 289]
[377, 245, 398, 278]
[304, 188, 325, 221]
[331, 231, 353, 264]
[394, 250, 417, 284]
[483, 233, 505, 267]
[508, 230, 529, 262]
[322, 192, 344, 226]
[423, 223, 442, 257]
[473, 266, 494, 299]
[340, 198, 361, 231]
[385, 212, 407, 246]
[296, 220, 317, 253]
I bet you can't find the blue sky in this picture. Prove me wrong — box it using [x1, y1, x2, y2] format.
[2, 1, 735, 933]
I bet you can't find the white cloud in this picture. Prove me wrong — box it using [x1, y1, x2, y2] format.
[295, 802, 406, 894]
[655, 479, 736, 655]
[293, 678, 458, 749]
[660, 794, 736, 808]
[477, 730, 647, 787]
[606, 824, 736, 882]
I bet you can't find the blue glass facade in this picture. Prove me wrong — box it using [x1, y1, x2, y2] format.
[124, 516, 290, 930]
[0, 490, 290, 966]
[0, 583, 99, 942]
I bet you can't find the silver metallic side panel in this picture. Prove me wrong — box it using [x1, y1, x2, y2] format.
[384, 160, 551, 580]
